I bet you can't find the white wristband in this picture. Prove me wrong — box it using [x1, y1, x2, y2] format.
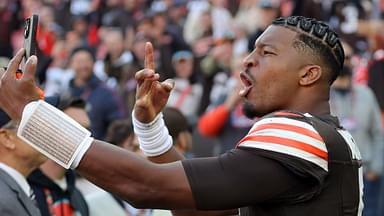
[132, 111, 173, 157]
[70, 136, 94, 169]
[17, 100, 93, 169]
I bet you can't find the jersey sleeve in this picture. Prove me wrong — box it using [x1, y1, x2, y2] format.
[182, 112, 330, 210]
[182, 148, 319, 210]
[237, 113, 329, 176]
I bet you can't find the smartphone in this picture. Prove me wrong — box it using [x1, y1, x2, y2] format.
[23, 14, 38, 64]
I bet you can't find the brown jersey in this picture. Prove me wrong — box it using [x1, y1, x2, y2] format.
[182, 111, 363, 216]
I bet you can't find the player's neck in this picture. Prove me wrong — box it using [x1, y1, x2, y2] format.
[308, 101, 331, 116]
[288, 89, 331, 116]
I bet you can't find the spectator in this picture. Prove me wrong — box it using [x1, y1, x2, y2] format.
[0, 97, 61, 216]
[28, 98, 90, 216]
[166, 1, 190, 50]
[328, 0, 369, 52]
[0, 119, 44, 216]
[198, 55, 255, 153]
[94, 28, 133, 89]
[150, 10, 189, 80]
[37, 5, 61, 56]
[367, 51, 384, 127]
[152, 107, 193, 216]
[101, 0, 134, 30]
[163, 107, 193, 156]
[247, 0, 280, 52]
[104, 119, 153, 216]
[44, 40, 74, 97]
[330, 65, 384, 216]
[199, 32, 235, 113]
[206, 0, 234, 40]
[290, 0, 322, 20]
[70, 15, 93, 47]
[185, 6, 214, 58]
[233, 0, 260, 36]
[62, 46, 124, 139]
[105, 119, 138, 151]
[166, 50, 203, 126]
[366, 50, 384, 216]
[130, 32, 153, 71]
[183, 1, 213, 45]
[106, 108, 193, 158]
[0, 0, 22, 58]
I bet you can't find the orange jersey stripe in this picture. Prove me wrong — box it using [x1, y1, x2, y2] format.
[249, 123, 324, 142]
[239, 135, 328, 160]
[273, 111, 303, 117]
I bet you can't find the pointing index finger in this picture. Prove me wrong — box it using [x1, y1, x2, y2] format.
[144, 42, 155, 70]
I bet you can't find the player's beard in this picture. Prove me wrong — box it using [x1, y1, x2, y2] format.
[243, 101, 259, 119]
[242, 101, 265, 119]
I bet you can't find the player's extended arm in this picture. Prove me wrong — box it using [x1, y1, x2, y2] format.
[0, 46, 237, 214]
[78, 140, 195, 209]
[0, 47, 196, 209]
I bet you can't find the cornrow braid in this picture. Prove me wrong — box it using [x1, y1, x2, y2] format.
[272, 16, 345, 83]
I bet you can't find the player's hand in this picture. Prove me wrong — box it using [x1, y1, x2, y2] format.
[134, 42, 174, 123]
[0, 48, 40, 122]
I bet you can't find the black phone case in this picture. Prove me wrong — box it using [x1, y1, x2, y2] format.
[23, 14, 38, 62]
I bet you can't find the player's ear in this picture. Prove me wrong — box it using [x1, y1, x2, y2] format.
[298, 65, 322, 86]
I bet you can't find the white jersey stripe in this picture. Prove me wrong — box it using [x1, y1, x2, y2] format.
[337, 129, 364, 216]
[252, 128, 327, 152]
[337, 130, 362, 160]
[240, 141, 328, 171]
[250, 117, 319, 134]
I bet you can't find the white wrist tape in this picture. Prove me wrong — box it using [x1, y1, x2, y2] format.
[17, 100, 93, 169]
[132, 111, 173, 157]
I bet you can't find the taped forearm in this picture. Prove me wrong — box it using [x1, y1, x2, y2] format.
[17, 100, 93, 169]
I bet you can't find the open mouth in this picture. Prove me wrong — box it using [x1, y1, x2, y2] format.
[239, 71, 253, 98]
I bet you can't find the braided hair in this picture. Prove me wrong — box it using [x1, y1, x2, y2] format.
[272, 16, 344, 84]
